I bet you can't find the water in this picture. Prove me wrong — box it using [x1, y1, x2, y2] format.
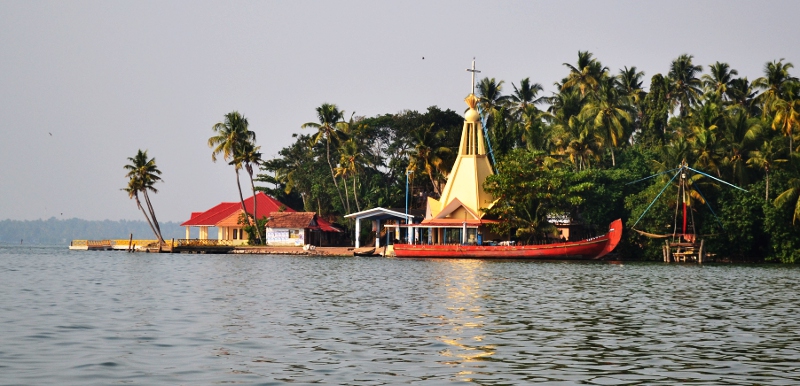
[1, 246, 799, 385]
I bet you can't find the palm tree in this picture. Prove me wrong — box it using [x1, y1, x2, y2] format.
[773, 154, 800, 223]
[754, 59, 798, 113]
[508, 78, 544, 118]
[747, 137, 787, 200]
[770, 82, 800, 153]
[336, 139, 367, 213]
[722, 108, 763, 186]
[702, 62, 738, 102]
[562, 51, 608, 96]
[123, 150, 165, 244]
[560, 116, 602, 171]
[407, 123, 451, 196]
[122, 179, 161, 243]
[726, 77, 760, 116]
[615, 66, 646, 102]
[301, 103, 347, 211]
[579, 77, 633, 166]
[232, 141, 264, 242]
[667, 54, 703, 117]
[477, 77, 509, 131]
[209, 111, 257, 230]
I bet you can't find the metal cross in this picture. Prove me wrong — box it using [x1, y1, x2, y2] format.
[466, 58, 481, 94]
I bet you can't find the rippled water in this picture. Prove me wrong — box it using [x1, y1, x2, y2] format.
[1, 246, 799, 385]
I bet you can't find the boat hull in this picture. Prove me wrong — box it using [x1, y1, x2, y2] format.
[393, 219, 622, 259]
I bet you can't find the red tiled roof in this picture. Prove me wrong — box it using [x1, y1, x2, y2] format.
[180, 192, 295, 226]
[267, 212, 317, 229]
[266, 212, 343, 233]
[315, 217, 342, 232]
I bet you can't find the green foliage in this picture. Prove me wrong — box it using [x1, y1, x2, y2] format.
[484, 149, 593, 242]
[252, 52, 800, 262]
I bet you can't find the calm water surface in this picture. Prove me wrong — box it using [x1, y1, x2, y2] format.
[1, 245, 799, 385]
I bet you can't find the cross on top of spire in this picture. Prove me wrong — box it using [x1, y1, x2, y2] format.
[466, 58, 481, 95]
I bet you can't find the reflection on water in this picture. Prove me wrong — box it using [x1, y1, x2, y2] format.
[1, 246, 799, 385]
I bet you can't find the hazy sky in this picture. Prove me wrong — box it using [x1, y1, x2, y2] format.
[1, 0, 798, 222]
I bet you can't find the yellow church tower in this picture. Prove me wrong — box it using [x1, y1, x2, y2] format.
[423, 92, 496, 224]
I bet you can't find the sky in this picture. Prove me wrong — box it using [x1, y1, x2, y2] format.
[1, 0, 798, 222]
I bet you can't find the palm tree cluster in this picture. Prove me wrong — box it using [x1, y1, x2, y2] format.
[123, 149, 165, 244]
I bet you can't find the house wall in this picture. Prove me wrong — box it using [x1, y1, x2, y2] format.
[265, 227, 305, 246]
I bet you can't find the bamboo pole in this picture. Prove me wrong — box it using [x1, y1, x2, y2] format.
[127, 233, 133, 253]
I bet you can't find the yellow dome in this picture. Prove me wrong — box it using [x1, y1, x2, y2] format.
[465, 108, 480, 122]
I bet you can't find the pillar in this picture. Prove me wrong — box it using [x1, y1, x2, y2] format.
[185, 227, 190, 239]
[355, 218, 361, 248]
[375, 219, 381, 248]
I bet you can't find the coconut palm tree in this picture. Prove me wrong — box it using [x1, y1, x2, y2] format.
[232, 141, 264, 242]
[407, 123, 451, 196]
[726, 77, 760, 116]
[301, 103, 347, 211]
[562, 51, 608, 96]
[722, 108, 763, 186]
[702, 62, 738, 102]
[616, 66, 646, 103]
[773, 154, 800, 223]
[579, 77, 633, 166]
[123, 149, 165, 244]
[754, 59, 798, 113]
[209, 111, 257, 230]
[668, 54, 703, 117]
[508, 78, 545, 118]
[770, 82, 800, 153]
[122, 179, 161, 243]
[336, 139, 367, 213]
[747, 137, 787, 200]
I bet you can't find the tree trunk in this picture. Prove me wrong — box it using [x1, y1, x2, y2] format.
[342, 175, 351, 213]
[235, 168, 251, 231]
[135, 193, 160, 244]
[326, 137, 347, 211]
[610, 147, 616, 167]
[353, 175, 361, 212]
[247, 164, 263, 243]
[429, 173, 440, 196]
[142, 190, 164, 244]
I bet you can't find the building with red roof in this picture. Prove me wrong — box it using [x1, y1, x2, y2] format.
[180, 192, 342, 246]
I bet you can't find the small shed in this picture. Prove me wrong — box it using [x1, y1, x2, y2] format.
[265, 212, 341, 247]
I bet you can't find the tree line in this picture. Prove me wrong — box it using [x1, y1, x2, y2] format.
[124, 51, 800, 261]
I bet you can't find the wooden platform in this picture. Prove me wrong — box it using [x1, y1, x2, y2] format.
[663, 239, 710, 263]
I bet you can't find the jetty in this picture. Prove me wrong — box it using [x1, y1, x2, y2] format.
[69, 238, 377, 257]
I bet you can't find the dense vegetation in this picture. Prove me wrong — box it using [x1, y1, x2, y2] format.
[258, 52, 800, 262]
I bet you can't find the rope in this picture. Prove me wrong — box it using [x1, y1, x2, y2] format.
[687, 166, 748, 192]
[625, 168, 680, 185]
[477, 105, 497, 172]
[632, 169, 682, 228]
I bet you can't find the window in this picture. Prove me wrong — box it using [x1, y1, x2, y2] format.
[233, 229, 239, 239]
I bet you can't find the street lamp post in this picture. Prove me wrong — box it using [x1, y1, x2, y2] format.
[405, 170, 411, 242]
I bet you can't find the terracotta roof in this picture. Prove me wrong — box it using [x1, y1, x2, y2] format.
[180, 192, 295, 226]
[266, 212, 343, 233]
[267, 212, 317, 229]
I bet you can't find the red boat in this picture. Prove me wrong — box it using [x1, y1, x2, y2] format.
[392, 219, 622, 260]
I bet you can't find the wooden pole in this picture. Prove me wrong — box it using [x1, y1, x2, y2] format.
[128, 233, 133, 253]
[171, 238, 175, 254]
[698, 239, 704, 263]
[665, 240, 671, 263]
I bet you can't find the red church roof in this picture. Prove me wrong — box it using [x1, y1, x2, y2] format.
[180, 192, 295, 227]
